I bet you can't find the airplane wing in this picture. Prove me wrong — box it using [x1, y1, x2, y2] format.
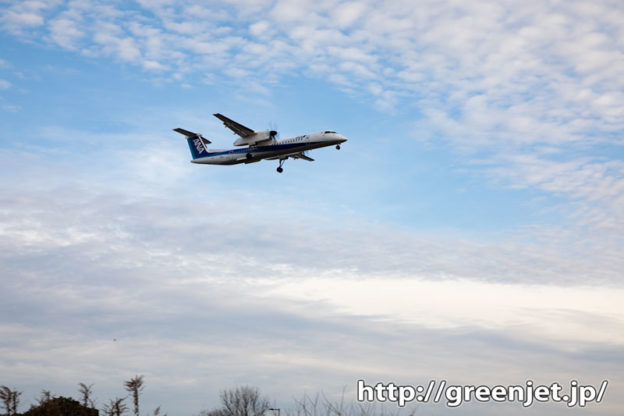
[291, 153, 315, 162]
[267, 152, 315, 162]
[213, 113, 255, 137]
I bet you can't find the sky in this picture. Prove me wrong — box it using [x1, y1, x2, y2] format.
[0, 0, 623, 415]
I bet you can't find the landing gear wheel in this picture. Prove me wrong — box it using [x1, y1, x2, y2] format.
[277, 158, 286, 173]
[336, 144, 341, 150]
[246, 152, 252, 159]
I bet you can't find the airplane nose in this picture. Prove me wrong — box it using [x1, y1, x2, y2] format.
[324, 132, 347, 144]
[334, 135, 346, 150]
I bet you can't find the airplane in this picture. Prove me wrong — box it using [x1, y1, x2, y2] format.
[174, 113, 347, 173]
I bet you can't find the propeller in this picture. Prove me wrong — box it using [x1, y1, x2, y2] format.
[269, 122, 280, 141]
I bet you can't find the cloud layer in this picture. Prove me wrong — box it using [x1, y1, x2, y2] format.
[2, 0, 623, 235]
[2, 174, 623, 414]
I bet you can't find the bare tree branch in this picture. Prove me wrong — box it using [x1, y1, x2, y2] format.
[78, 383, 95, 408]
[36, 390, 52, 406]
[124, 375, 144, 416]
[103, 397, 128, 416]
[219, 386, 270, 416]
[0, 386, 21, 416]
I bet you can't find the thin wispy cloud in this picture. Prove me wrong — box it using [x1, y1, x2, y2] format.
[2, 0, 622, 230]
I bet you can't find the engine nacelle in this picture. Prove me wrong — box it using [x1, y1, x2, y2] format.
[233, 130, 277, 146]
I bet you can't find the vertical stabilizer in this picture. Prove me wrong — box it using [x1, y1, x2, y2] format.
[173, 128, 211, 159]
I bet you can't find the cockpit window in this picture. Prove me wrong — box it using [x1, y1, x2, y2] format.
[323, 130, 336, 134]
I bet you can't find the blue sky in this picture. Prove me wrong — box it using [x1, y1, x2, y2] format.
[1, 1, 623, 415]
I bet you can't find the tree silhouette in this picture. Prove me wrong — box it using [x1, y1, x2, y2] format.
[36, 390, 51, 407]
[219, 386, 270, 416]
[22, 396, 97, 416]
[78, 383, 95, 408]
[103, 397, 128, 416]
[124, 375, 144, 416]
[0, 386, 21, 416]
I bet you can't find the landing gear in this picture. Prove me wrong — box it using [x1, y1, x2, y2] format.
[246, 152, 252, 160]
[336, 144, 341, 150]
[277, 158, 286, 173]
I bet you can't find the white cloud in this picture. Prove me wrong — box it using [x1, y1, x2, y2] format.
[262, 276, 624, 348]
[332, 1, 367, 29]
[48, 16, 84, 49]
[3, 0, 621, 142]
[0, 0, 58, 34]
[1, 104, 21, 112]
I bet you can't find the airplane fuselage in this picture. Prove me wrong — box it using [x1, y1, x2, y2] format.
[190, 131, 347, 165]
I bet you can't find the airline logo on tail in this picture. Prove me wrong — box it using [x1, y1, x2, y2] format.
[193, 138, 205, 154]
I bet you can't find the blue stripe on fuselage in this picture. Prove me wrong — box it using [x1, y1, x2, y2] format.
[198, 141, 320, 158]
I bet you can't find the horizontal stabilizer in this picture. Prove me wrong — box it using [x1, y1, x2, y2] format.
[173, 128, 197, 137]
[173, 128, 211, 144]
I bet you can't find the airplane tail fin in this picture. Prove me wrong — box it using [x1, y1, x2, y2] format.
[173, 128, 212, 159]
